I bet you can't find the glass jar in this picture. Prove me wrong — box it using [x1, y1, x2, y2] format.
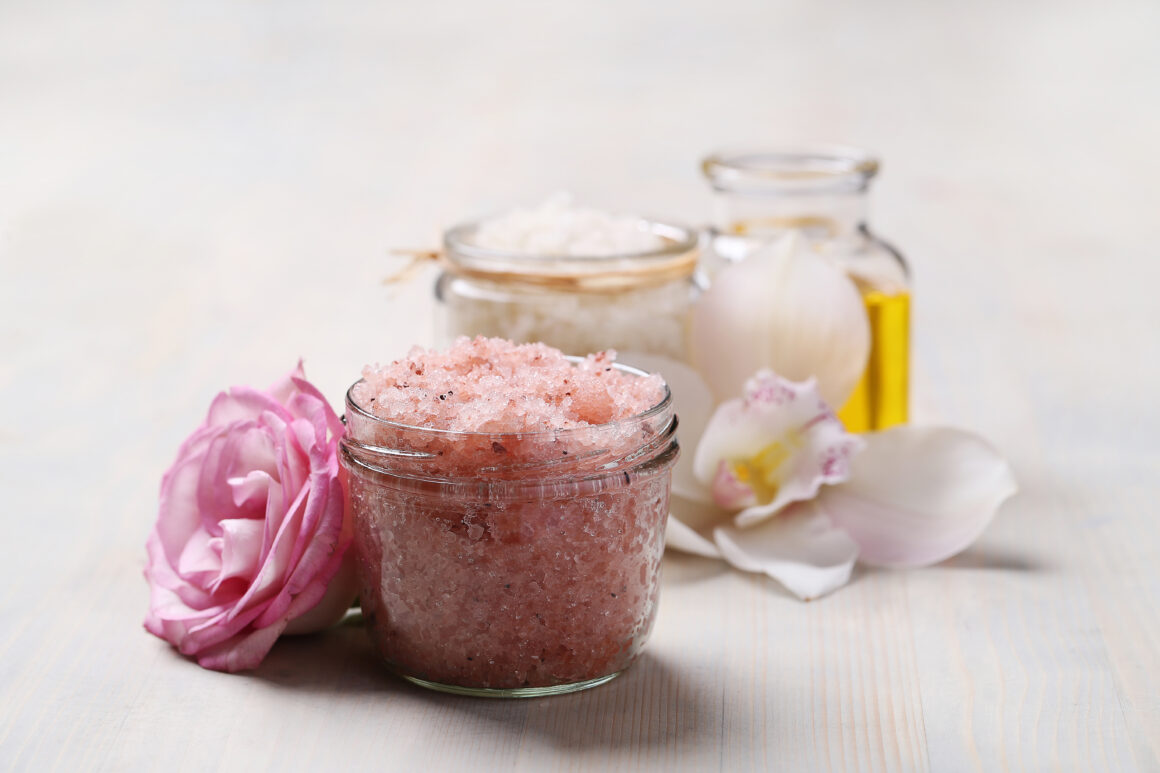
[701, 146, 910, 431]
[435, 218, 701, 360]
[339, 363, 678, 698]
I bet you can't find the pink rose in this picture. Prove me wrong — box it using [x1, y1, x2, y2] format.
[144, 363, 356, 672]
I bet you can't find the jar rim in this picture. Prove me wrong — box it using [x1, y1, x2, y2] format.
[343, 357, 672, 445]
[340, 358, 679, 492]
[702, 144, 879, 194]
[441, 216, 700, 292]
[444, 215, 699, 264]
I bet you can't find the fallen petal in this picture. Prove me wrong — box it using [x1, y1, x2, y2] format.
[713, 501, 859, 600]
[818, 426, 1018, 568]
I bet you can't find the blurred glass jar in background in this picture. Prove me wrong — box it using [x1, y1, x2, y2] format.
[701, 146, 910, 432]
[434, 212, 701, 360]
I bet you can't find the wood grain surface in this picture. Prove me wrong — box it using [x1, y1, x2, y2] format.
[2, 0, 1158, 770]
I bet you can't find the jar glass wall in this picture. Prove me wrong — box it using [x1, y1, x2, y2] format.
[340, 363, 678, 697]
[702, 146, 910, 431]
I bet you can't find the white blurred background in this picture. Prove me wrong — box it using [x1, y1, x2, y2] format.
[4, 0, 1158, 596]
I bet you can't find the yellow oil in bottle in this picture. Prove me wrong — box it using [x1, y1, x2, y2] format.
[837, 288, 910, 432]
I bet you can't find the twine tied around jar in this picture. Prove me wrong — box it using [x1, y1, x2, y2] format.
[385, 218, 701, 295]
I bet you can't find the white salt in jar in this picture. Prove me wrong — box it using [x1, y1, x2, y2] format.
[434, 199, 701, 360]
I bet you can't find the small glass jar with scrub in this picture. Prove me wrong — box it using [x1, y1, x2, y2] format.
[339, 338, 678, 697]
[434, 201, 701, 360]
[701, 146, 910, 431]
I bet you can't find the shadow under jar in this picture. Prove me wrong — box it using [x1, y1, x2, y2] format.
[435, 218, 701, 361]
[339, 363, 679, 697]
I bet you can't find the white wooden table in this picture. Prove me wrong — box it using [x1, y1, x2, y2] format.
[3, 0, 1158, 770]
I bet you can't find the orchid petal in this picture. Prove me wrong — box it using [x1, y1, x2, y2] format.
[713, 501, 859, 601]
[733, 403, 863, 526]
[711, 461, 758, 510]
[665, 494, 726, 558]
[817, 426, 1017, 568]
[617, 353, 715, 503]
[689, 232, 870, 407]
[692, 371, 863, 525]
[622, 353, 734, 559]
[692, 373, 821, 483]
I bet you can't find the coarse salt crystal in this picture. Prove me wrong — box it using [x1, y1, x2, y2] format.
[354, 336, 664, 434]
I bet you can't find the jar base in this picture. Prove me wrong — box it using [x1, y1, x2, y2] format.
[400, 670, 622, 698]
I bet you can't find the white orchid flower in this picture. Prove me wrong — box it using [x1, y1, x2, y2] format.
[626, 355, 1018, 601]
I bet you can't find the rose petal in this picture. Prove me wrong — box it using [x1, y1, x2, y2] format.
[196, 620, 289, 673]
[228, 469, 272, 511]
[206, 386, 290, 427]
[266, 360, 307, 406]
[176, 528, 219, 579]
[154, 425, 219, 560]
[283, 471, 339, 592]
[289, 375, 345, 439]
[235, 483, 311, 618]
[282, 552, 359, 635]
[817, 426, 1017, 568]
[179, 597, 270, 655]
[713, 501, 859, 600]
[145, 531, 216, 612]
[197, 424, 276, 532]
[281, 416, 317, 495]
[215, 519, 265, 588]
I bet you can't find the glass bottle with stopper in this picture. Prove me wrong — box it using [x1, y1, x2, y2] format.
[701, 146, 910, 432]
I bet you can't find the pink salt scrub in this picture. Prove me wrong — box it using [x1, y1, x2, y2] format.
[341, 337, 677, 695]
[353, 336, 664, 432]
